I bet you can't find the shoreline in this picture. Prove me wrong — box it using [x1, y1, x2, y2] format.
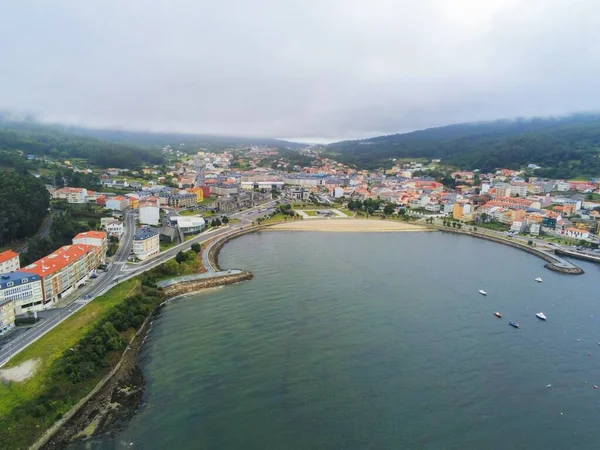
[266, 219, 427, 232]
[36, 219, 584, 447]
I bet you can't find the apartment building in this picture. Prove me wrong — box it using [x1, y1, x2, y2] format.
[52, 187, 88, 204]
[133, 228, 160, 261]
[21, 244, 103, 305]
[0, 271, 44, 314]
[0, 250, 20, 274]
[72, 231, 108, 261]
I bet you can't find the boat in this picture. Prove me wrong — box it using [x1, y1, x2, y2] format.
[479, 290, 487, 296]
[536, 312, 547, 321]
[509, 321, 519, 328]
[494, 312, 502, 318]
[535, 277, 543, 283]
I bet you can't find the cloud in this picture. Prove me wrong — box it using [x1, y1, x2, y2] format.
[1, 0, 599, 141]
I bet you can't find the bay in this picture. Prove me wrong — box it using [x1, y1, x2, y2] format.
[81, 231, 600, 449]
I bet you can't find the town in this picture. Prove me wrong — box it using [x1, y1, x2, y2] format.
[2, 144, 600, 341]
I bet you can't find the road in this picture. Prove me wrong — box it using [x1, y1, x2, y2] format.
[0, 210, 136, 366]
[0, 200, 278, 367]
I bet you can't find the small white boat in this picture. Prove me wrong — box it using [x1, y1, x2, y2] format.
[536, 312, 547, 321]
[535, 277, 543, 283]
[479, 289, 487, 296]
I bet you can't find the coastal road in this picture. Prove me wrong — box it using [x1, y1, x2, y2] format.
[0, 201, 277, 367]
[0, 210, 136, 367]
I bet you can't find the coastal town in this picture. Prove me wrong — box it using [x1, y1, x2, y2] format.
[2, 144, 600, 340]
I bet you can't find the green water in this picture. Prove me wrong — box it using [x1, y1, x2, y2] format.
[84, 232, 600, 449]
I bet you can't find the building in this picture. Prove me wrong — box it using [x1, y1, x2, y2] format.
[174, 216, 206, 234]
[139, 200, 160, 226]
[167, 193, 197, 208]
[72, 231, 108, 260]
[240, 181, 284, 191]
[210, 183, 239, 196]
[563, 227, 589, 239]
[105, 196, 128, 211]
[185, 187, 205, 203]
[0, 250, 20, 274]
[21, 244, 103, 305]
[510, 221, 527, 233]
[284, 186, 310, 201]
[133, 228, 160, 261]
[0, 271, 44, 315]
[105, 221, 124, 238]
[216, 191, 271, 213]
[52, 187, 88, 204]
[0, 295, 15, 335]
[494, 183, 511, 198]
[510, 182, 529, 198]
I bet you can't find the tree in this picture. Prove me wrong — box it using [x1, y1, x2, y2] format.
[527, 240, 533, 246]
[457, 223, 462, 229]
[87, 219, 97, 230]
[452, 222, 457, 228]
[191, 243, 201, 253]
[383, 204, 395, 216]
[175, 251, 186, 264]
[222, 216, 229, 224]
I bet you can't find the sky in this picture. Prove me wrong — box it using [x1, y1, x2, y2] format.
[1, 0, 599, 143]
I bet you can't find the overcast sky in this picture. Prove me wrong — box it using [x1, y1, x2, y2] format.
[1, 0, 599, 142]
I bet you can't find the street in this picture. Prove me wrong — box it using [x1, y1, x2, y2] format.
[0, 200, 277, 367]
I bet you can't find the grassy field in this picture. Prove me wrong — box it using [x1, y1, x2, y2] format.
[0, 279, 139, 418]
[160, 240, 178, 251]
[302, 210, 318, 216]
[179, 209, 200, 216]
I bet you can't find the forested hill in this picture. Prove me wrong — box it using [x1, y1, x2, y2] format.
[0, 119, 164, 169]
[326, 115, 600, 178]
[62, 127, 305, 151]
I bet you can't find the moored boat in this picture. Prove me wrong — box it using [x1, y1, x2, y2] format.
[479, 289, 487, 296]
[535, 312, 547, 321]
[494, 312, 502, 318]
[535, 277, 543, 283]
[509, 321, 519, 328]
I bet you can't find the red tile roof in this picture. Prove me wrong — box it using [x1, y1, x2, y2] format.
[21, 245, 95, 277]
[73, 231, 107, 240]
[0, 250, 18, 264]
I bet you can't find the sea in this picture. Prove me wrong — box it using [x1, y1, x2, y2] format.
[78, 231, 600, 449]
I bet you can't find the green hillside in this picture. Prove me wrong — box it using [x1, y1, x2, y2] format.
[326, 115, 600, 178]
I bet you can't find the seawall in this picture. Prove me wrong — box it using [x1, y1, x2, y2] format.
[430, 226, 584, 275]
[162, 271, 253, 298]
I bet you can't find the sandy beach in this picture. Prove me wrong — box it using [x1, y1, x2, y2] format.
[267, 219, 428, 232]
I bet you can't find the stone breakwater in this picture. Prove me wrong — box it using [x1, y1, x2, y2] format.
[432, 226, 584, 275]
[209, 226, 265, 271]
[162, 271, 254, 298]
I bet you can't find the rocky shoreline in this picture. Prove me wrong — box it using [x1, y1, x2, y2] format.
[36, 271, 253, 449]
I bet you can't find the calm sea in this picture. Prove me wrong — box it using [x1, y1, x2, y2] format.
[80, 231, 600, 449]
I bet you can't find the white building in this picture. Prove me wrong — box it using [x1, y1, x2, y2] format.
[0, 271, 45, 315]
[139, 201, 160, 226]
[175, 216, 206, 234]
[510, 221, 527, 233]
[529, 223, 541, 236]
[52, 187, 88, 204]
[556, 181, 571, 192]
[563, 227, 589, 239]
[0, 251, 20, 274]
[106, 221, 124, 238]
[333, 187, 344, 198]
[105, 196, 128, 211]
[133, 228, 160, 261]
[494, 183, 511, 198]
[510, 183, 528, 198]
[72, 231, 108, 261]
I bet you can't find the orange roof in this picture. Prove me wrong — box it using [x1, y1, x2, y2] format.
[112, 196, 126, 201]
[0, 250, 18, 264]
[73, 231, 107, 240]
[21, 245, 95, 277]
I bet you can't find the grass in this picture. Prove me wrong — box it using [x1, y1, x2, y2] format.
[179, 209, 200, 216]
[0, 279, 139, 417]
[160, 240, 178, 251]
[302, 210, 318, 216]
[475, 221, 510, 232]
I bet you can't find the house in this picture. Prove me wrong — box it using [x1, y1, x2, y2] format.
[113, 180, 129, 189]
[21, 244, 103, 305]
[0, 271, 44, 315]
[510, 182, 528, 198]
[453, 202, 471, 220]
[510, 221, 527, 233]
[52, 187, 88, 204]
[0, 250, 20, 274]
[530, 223, 541, 236]
[133, 228, 160, 261]
[72, 231, 108, 260]
[130, 181, 143, 190]
[494, 183, 511, 198]
[105, 221, 124, 238]
[564, 227, 589, 239]
[105, 196, 128, 211]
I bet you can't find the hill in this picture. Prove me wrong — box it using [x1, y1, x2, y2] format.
[0, 118, 164, 169]
[59, 126, 304, 152]
[326, 115, 600, 178]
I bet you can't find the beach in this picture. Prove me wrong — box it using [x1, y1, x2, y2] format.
[268, 219, 427, 232]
